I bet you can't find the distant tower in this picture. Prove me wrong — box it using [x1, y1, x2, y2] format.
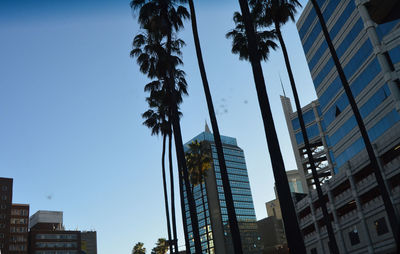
[182, 125, 261, 253]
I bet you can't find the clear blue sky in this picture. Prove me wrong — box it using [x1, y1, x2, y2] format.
[0, 0, 316, 252]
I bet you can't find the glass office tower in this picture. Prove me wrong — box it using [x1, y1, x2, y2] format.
[183, 125, 261, 254]
[297, 0, 400, 173]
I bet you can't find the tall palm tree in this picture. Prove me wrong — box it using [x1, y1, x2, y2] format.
[130, 1, 202, 251]
[186, 1, 244, 253]
[309, 0, 400, 249]
[151, 238, 169, 254]
[229, 1, 306, 253]
[142, 90, 173, 252]
[185, 140, 213, 253]
[244, 0, 340, 252]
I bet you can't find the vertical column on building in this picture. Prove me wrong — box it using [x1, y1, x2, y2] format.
[356, 0, 400, 112]
[307, 193, 325, 253]
[373, 144, 398, 214]
[325, 181, 347, 253]
[312, 102, 335, 176]
[346, 164, 374, 253]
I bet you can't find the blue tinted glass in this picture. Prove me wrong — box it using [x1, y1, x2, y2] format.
[313, 59, 334, 89]
[308, 41, 328, 71]
[295, 124, 320, 144]
[359, 84, 390, 118]
[343, 40, 373, 80]
[303, 23, 322, 54]
[323, 93, 349, 127]
[323, 0, 340, 21]
[389, 45, 400, 64]
[299, 8, 317, 40]
[292, 118, 300, 130]
[319, 76, 342, 110]
[296, 181, 303, 193]
[336, 19, 363, 58]
[350, 58, 380, 97]
[336, 138, 365, 168]
[329, 116, 357, 146]
[376, 19, 400, 40]
[329, 1, 356, 39]
[368, 110, 400, 141]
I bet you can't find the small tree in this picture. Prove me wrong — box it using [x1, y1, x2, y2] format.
[132, 242, 146, 254]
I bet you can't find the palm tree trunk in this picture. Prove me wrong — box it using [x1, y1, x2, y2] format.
[275, 24, 339, 254]
[236, 0, 306, 253]
[187, 1, 244, 253]
[310, 0, 400, 249]
[160, 3, 202, 252]
[161, 134, 173, 252]
[168, 132, 179, 253]
[170, 90, 202, 254]
[200, 182, 211, 253]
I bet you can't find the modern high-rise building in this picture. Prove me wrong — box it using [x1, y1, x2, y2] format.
[297, 0, 400, 173]
[290, 0, 400, 253]
[183, 125, 261, 254]
[281, 97, 334, 192]
[9, 204, 29, 254]
[0, 178, 13, 254]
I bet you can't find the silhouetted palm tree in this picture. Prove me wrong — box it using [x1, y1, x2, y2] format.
[241, 0, 340, 252]
[229, 1, 306, 253]
[130, 1, 202, 252]
[310, 0, 400, 248]
[185, 140, 212, 253]
[142, 89, 173, 252]
[132, 242, 146, 254]
[186, 1, 244, 252]
[151, 238, 169, 254]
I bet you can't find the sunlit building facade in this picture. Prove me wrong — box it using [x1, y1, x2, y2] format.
[293, 0, 400, 253]
[183, 125, 261, 253]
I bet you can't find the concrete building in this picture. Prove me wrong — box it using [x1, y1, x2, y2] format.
[183, 125, 261, 254]
[0, 178, 13, 254]
[281, 97, 334, 192]
[291, 0, 400, 253]
[9, 204, 29, 254]
[29, 211, 81, 254]
[257, 217, 287, 254]
[81, 231, 97, 254]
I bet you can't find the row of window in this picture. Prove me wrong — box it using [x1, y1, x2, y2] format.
[11, 209, 28, 216]
[10, 227, 27, 233]
[389, 45, 400, 65]
[1, 186, 8, 191]
[319, 40, 381, 110]
[291, 109, 316, 131]
[308, 3, 358, 74]
[35, 251, 78, 254]
[295, 124, 320, 145]
[36, 234, 78, 240]
[36, 242, 77, 249]
[335, 110, 400, 167]
[11, 218, 28, 225]
[322, 59, 382, 128]
[9, 244, 27, 251]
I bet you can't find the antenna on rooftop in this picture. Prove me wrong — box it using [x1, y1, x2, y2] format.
[279, 73, 286, 97]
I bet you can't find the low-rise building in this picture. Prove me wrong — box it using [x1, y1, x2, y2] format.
[10, 204, 29, 254]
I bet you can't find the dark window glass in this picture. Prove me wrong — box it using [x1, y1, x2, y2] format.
[349, 228, 360, 245]
[388, 45, 400, 65]
[295, 124, 320, 144]
[376, 20, 400, 40]
[311, 248, 317, 254]
[374, 217, 389, 236]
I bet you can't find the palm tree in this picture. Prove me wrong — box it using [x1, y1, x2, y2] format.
[186, 1, 244, 253]
[151, 238, 169, 254]
[309, 0, 400, 249]
[132, 242, 146, 254]
[244, 0, 340, 252]
[142, 89, 174, 252]
[130, 1, 202, 251]
[185, 140, 213, 253]
[229, 1, 306, 253]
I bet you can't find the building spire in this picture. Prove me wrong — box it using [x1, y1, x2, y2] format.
[279, 74, 287, 97]
[205, 120, 211, 133]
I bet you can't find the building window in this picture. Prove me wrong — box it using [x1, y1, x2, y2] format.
[1, 186, 7, 191]
[374, 217, 389, 236]
[311, 248, 317, 254]
[1, 204, 6, 209]
[1, 195, 7, 201]
[348, 227, 360, 245]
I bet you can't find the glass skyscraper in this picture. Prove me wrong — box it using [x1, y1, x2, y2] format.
[297, 0, 400, 173]
[183, 125, 261, 254]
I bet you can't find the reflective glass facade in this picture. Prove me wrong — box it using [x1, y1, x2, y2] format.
[183, 131, 261, 254]
[297, 0, 400, 172]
